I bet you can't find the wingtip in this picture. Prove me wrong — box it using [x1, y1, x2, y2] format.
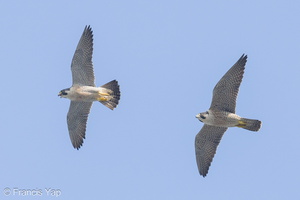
[71, 136, 85, 150]
[236, 53, 247, 67]
[84, 25, 93, 35]
[85, 25, 92, 30]
[240, 53, 248, 61]
[200, 172, 207, 177]
[199, 167, 209, 177]
[73, 143, 83, 150]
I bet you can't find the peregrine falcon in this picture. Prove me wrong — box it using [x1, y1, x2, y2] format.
[195, 54, 261, 177]
[58, 25, 120, 149]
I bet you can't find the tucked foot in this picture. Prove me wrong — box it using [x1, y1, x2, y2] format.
[99, 80, 120, 110]
[236, 118, 262, 131]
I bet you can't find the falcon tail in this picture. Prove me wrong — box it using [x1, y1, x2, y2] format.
[237, 118, 262, 131]
[99, 80, 120, 110]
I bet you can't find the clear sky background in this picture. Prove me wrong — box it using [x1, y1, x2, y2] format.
[1, 0, 300, 199]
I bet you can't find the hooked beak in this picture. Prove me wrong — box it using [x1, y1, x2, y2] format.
[195, 114, 202, 122]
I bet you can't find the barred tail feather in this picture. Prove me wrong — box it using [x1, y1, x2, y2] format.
[240, 118, 262, 131]
[100, 80, 120, 110]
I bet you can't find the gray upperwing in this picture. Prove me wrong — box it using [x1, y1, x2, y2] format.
[209, 54, 247, 113]
[71, 25, 95, 86]
[67, 101, 93, 149]
[195, 124, 228, 177]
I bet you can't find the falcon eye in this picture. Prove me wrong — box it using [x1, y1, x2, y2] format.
[206, 111, 209, 114]
[61, 90, 68, 95]
[200, 115, 206, 119]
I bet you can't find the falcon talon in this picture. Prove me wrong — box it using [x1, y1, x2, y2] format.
[98, 92, 110, 96]
[236, 120, 247, 128]
[98, 97, 108, 101]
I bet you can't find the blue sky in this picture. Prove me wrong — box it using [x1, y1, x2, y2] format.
[1, 0, 300, 199]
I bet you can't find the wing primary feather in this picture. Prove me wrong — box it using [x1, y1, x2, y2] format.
[67, 101, 93, 149]
[71, 25, 95, 86]
[209, 54, 247, 113]
[195, 125, 227, 177]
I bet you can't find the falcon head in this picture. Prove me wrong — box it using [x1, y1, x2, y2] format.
[58, 88, 70, 98]
[196, 111, 209, 122]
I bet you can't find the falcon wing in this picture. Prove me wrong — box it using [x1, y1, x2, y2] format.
[209, 54, 247, 113]
[71, 25, 95, 86]
[195, 124, 227, 177]
[67, 101, 93, 149]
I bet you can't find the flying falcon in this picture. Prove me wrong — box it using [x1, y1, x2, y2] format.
[195, 54, 261, 177]
[58, 25, 120, 149]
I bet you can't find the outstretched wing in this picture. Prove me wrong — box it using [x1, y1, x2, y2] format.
[71, 25, 95, 86]
[67, 101, 93, 149]
[209, 54, 247, 113]
[195, 124, 227, 177]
